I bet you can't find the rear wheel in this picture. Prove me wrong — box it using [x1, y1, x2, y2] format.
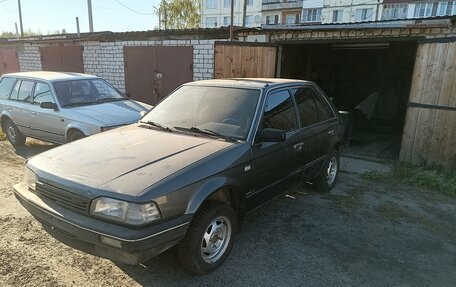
[3, 118, 26, 146]
[68, 130, 85, 142]
[314, 149, 339, 192]
[178, 200, 237, 275]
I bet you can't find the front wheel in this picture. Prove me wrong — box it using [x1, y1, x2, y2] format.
[314, 150, 339, 192]
[178, 200, 237, 275]
[68, 130, 85, 142]
[3, 118, 26, 147]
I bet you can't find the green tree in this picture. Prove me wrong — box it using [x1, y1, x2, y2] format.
[159, 0, 200, 29]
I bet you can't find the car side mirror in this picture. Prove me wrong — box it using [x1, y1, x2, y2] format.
[258, 128, 286, 142]
[40, 102, 58, 110]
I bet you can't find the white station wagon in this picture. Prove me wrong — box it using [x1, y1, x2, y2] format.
[0, 71, 149, 146]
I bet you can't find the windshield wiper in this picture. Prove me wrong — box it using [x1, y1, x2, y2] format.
[62, 101, 97, 108]
[96, 98, 126, 103]
[140, 120, 173, 132]
[174, 126, 238, 142]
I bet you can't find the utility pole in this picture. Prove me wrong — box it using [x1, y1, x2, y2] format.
[14, 23, 19, 39]
[17, 0, 23, 37]
[76, 17, 80, 37]
[230, 0, 234, 40]
[242, 0, 247, 27]
[87, 0, 94, 32]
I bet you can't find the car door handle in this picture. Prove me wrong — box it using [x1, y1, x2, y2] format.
[328, 129, 335, 135]
[30, 112, 37, 116]
[293, 142, 304, 151]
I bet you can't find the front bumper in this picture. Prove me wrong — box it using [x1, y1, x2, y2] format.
[13, 182, 191, 265]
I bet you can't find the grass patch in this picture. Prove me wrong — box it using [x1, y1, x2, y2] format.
[363, 162, 456, 197]
[0, 130, 5, 141]
[337, 185, 368, 213]
[376, 203, 412, 221]
[376, 203, 456, 238]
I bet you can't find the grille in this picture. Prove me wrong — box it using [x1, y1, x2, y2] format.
[35, 181, 90, 212]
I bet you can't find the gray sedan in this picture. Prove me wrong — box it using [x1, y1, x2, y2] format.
[0, 71, 149, 146]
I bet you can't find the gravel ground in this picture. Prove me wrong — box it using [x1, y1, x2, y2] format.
[1, 139, 456, 287]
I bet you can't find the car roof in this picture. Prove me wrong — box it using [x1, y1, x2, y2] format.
[2, 71, 98, 82]
[186, 78, 314, 89]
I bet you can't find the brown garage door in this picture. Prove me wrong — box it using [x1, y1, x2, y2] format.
[40, 46, 84, 73]
[0, 47, 20, 75]
[124, 46, 193, 105]
[214, 42, 277, 78]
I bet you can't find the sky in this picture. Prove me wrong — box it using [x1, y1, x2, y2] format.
[0, 0, 163, 35]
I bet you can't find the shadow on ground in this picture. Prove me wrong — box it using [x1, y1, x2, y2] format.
[115, 172, 456, 287]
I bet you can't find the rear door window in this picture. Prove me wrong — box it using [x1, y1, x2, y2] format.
[262, 89, 297, 132]
[0, 77, 16, 99]
[314, 93, 334, 121]
[17, 80, 35, 103]
[292, 87, 319, 127]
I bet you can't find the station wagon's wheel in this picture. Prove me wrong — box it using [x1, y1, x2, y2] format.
[3, 118, 26, 147]
[314, 149, 339, 192]
[178, 200, 237, 274]
[68, 130, 85, 142]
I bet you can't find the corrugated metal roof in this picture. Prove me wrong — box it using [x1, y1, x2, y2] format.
[0, 27, 255, 44]
[0, 15, 454, 44]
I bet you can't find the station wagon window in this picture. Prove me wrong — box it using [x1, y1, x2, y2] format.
[17, 80, 35, 103]
[0, 77, 16, 99]
[262, 90, 297, 132]
[9, 80, 21, 101]
[34, 82, 54, 105]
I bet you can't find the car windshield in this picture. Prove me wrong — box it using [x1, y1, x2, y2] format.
[53, 79, 126, 107]
[142, 85, 261, 141]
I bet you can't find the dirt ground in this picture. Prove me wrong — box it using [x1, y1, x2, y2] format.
[1, 139, 456, 287]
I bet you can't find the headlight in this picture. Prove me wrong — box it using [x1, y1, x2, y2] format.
[90, 197, 161, 225]
[24, 167, 37, 191]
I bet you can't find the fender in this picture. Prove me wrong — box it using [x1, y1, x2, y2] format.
[0, 110, 13, 124]
[185, 176, 245, 215]
[64, 122, 90, 138]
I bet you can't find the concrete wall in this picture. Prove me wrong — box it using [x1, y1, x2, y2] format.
[14, 39, 219, 92]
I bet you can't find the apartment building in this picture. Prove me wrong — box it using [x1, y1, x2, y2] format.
[200, 0, 456, 27]
[380, 0, 456, 20]
[262, 0, 304, 25]
[200, 0, 262, 27]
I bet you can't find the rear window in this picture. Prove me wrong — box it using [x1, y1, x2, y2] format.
[0, 77, 16, 99]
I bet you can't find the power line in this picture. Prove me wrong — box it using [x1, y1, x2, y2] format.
[112, 0, 155, 15]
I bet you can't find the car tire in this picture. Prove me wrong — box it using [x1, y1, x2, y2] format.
[3, 118, 26, 147]
[177, 200, 237, 275]
[314, 149, 339, 192]
[68, 130, 85, 142]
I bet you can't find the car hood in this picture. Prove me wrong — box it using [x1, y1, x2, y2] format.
[28, 125, 234, 197]
[69, 100, 147, 126]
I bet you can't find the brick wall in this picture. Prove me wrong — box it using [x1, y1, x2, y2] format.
[14, 39, 218, 92]
[17, 44, 42, 71]
[82, 39, 216, 91]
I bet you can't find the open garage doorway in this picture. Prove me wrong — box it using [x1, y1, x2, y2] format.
[280, 41, 417, 159]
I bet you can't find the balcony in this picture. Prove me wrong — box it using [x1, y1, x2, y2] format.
[262, 0, 303, 11]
